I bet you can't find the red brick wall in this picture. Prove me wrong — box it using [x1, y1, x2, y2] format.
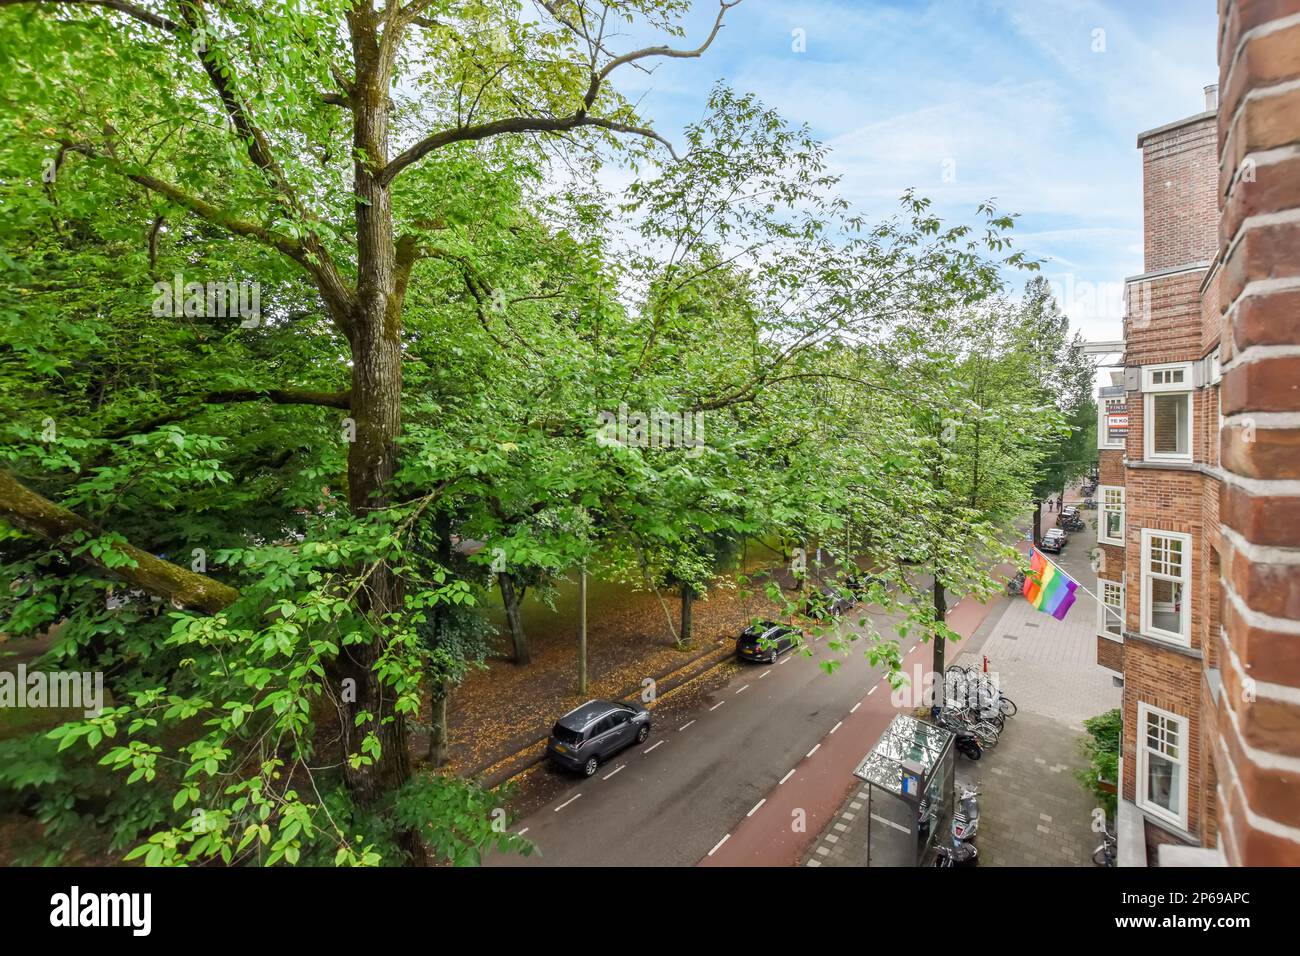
[1126, 269, 1206, 366]
[1140, 115, 1219, 272]
[1099, 448, 1125, 486]
[1097, 635, 1124, 672]
[1120, 644, 1205, 836]
[1123, 470, 1212, 655]
[1214, 0, 1300, 866]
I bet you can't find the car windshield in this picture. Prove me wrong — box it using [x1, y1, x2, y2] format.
[551, 724, 584, 747]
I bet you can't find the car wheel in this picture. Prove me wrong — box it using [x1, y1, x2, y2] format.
[636, 725, 649, 744]
[582, 757, 598, 777]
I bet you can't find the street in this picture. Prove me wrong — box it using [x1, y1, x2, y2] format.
[487, 559, 1018, 867]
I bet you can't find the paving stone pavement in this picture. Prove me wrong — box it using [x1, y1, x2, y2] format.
[803, 517, 1120, 867]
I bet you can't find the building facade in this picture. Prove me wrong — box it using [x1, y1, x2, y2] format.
[1097, 0, 1300, 866]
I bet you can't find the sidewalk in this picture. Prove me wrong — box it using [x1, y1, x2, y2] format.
[800, 516, 1121, 867]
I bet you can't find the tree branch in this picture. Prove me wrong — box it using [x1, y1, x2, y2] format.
[0, 470, 240, 614]
[61, 141, 357, 333]
[0, 0, 180, 30]
[595, 0, 739, 84]
[103, 388, 353, 439]
[377, 0, 738, 184]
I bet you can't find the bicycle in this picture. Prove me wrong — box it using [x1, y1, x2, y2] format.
[1092, 825, 1117, 867]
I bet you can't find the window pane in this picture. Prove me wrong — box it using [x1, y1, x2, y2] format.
[1103, 584, 1123, 636]
[1146, 752, 1181, 816]
[1152, 394, 1189, 455]
[1105, 509, 1122, 540]
[1150, 578, 1184, 634]
[1148, 535, 1183, 577]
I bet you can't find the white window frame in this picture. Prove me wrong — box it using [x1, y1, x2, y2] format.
[1143, 362, 1193, 393]
[1098, 396, 1127, 450]
[1140, 529, 1192, 646]
[1143, 364, 1193, 461]
[1097, 577, 1125, 639]
[1098, 485, 1125, 546]
[1136, 702, 1190, 831]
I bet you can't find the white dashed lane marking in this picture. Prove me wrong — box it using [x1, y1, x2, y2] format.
[830, 721, 843, 734]
[679, 720, 695, 731]
[736, 684, 750, 695]
[708, 834, 731, 856]
[602, 764, 625, 780]
[642, 740, 664, 755]
[554, 794, 581, 812]
[709, 701, 725, 712]
[779, 769, 796, 785]
[806, 743, 821, 758]
[747, 799, 766, 817]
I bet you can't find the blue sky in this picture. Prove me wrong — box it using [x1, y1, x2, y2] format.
[600, 0, 1219, 344]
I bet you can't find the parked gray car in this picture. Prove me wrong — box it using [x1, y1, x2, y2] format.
[547, 699, 651, 776]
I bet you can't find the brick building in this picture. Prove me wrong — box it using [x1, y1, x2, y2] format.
[1095, 0, 1300, 866]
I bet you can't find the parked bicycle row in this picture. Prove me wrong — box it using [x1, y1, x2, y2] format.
[934, 664, 1018, 761]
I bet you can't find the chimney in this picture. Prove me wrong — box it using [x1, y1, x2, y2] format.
[1204, 84, 1219, 111]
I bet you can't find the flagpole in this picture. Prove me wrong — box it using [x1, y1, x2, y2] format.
[1025, 546, 1122, 624]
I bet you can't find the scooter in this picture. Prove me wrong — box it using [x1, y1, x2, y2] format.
[933, 839, 979, 867]
[935, 709, 983, 760]
[952, 783, 981, 843]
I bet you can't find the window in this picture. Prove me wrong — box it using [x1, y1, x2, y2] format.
[1098, 486, 1125, 545]
[1098, 579, 1124, 638]
[1141, 530, 1191, 644]
[1143, 363, 1194, 462]
[1147, 367, 1186, 388]
[1099, 396, 1127, 450]
[1147, 393, 1191, 458]
[1137, 703, 1189, 829]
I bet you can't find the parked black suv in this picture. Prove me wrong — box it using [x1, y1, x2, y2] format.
[736, 620, 800, 664]
[546, 699, 651, 777]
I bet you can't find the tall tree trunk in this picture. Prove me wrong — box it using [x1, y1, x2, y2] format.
[679, 583, 694, 647]
[1032, 500, 1042, 547]
[426, 681, 450, 766]
[932, 577, 947, 718]
[335, 13, 421, 863]
[499, 572, 529, 665]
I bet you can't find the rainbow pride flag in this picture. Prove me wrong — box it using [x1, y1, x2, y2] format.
[1022, 548, 1079, 621]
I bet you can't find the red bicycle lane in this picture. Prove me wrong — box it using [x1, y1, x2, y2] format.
[699, 546, 1028, 867]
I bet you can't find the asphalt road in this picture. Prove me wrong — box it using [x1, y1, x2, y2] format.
[486, 580, 950, 867]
